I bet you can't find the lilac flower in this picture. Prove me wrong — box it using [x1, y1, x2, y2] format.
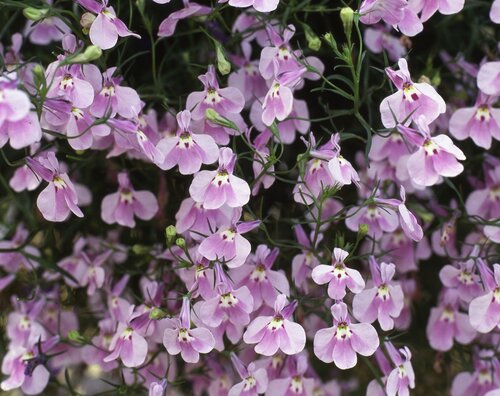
[199, 264, 254, 328]
[24, 1, 70, 45]
[313, 302, 379, 370]
[364, 26, 407, 62]
[198, 219, 260, 268]
[327, 134, 361, 187]
[369, 131, 410, 166]
[492, 0, 500, 23]
[230, 244, 290, 310]
[77, 0, 140, 50]
[189, 147, 251, 210]
[45, 62, 95, 108]
[426, 289, 476, 352]
[101, 172, 158, 228]
[0, 225, 40, 274]
[468, 260, 500, 333]
[415, 0, 465, 22]
[6, 299, 46, 347]
[158, 1, 211, 38]
[477, 62, 500, 96]
[89, 67, 142, 119]
[77, 251, 110, 296]
[345, 202, 399, 239]
[291, 225, 320, 292]
[401, 118, 465, 187]
[384, 342, 416, 396]
[451, 353, 500, 396]
[186, 65, 245, 144]
[466, 166, 500, 219]
[163, 297, 215, 363]
[352, 258, 404, 331]
[359, 0, 423, 37]
[243, 294, 306, 356]
[149, 379, 168, 396]
[311, 247, 365, 300]
[229, 353, 268, 396]
[380, 58, 446, 127]
[104, 306, 148, 368]
[27, 152, 84, 222]
[265, 354, 315, 396]
[156, 110, 219, 174]
[227, 0, 279, 13]
[450, 92, 500, 149]
[439, 259, 482, 303]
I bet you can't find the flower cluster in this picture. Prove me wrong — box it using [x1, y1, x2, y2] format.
[0, 0, 499, 395]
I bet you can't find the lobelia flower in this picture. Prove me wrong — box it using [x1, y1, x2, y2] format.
[468, 259, 500, 333]
[226, 0, 279, 13]
[384, 342, 416, 396]
[291, 225, 321, 292]
[352, 257, 404, 331]
[250, 131, 276, 195]
[230, 244, 290, 310]
[198, 263, 254, 329]
[149, 379, 168, 396]
[103, 306, 148, 368]
[243, 294, 306, 356]
[477, 62, 500, 97]
[0, 76, 41, 150]
[311, 247, 365, 300]
[24, 0, 70, 45]
[313, 301, 379, 370]
[465, 165, 500, 219]
[484, 223, 500, 243]
[0, 224, 40, 275]
[369, 131, 410, 167]
[101, 172, 158, 228]
[81, 318, 119, 372]
[229, 353, 268, 396]
[413, 0, 465, 23]
[6, 298, 47, 347]
[364, 26, 407, 62]
[186, 65, 245, 145]
[198, 219, 260, 268]
[156, 109, 219, 174]
[491, 0, 500, 23]
[0, 336, 59, 395]
[163, 297, 215, 363]
[426, 289, 476, 352]
[76, 0, 141, 50]
[327, 134, 361, 187]
[27, 152, 84, 222]
[380, 58, 446, 128]
[88, 67, 142, 119]
[189, 147, 251, 210]
[449, 92, 500, 149]
[400, 117, 465, 187]
[438, 247, 482, 303]
[450, 351, 500, 396]
[158, 0, 212, 38]
[265, 354, 315, 396]
[359, 0, 423, 37]
[77, 251, 111, 296]
[345, 201, 399, 239]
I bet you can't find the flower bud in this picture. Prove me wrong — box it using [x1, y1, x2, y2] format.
[323, 33, 339, 54]
[68, 330, 87, 344]
[23, 7, 49, 22]
[358, 223, 369, 239]
[215, 42, 231, 76]
[66, 46, 102, 64]
[165, 225, 177, 245]
[340, 7, 354, 41]
[32, 64, 46, 88]
[149, 307, 169, 320]
[132, 244, 150, 255]
[80, 12, 96, 33]
[175, 237, 186, 249]
[205, 108, 239, 131]
[303, 25, 321, 51]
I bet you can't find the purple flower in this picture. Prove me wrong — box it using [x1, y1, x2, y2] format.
[380, 58, 446, 128]
[384, 342, 416, 396]
[352, 257, 404, 331]
[450, 92, 500, 149]
[198, 219, 260, 268]
[311, 248, 365, 300]
[492, 0, 500, 23]
[27, 152, 84, 222]
[230, 244, 290, 310]
[466, 166, 500, 219]
[477, 61, 500, 97]
[227, 0, 279, 13]
[265, 354, 315, 396]
[243, 294, 306, 356]
[77, 0, 140, 50]
[149, 379, 168, 396]
[156, 110, 219, 174]
[101, 172, 158, 228]
[426, 289, 476, 352]
[439, 258, 482, 303]
[104, 306, 148, 368]
[468, 260, 500, 333]
[364, 26, 407, 62]
[327, 134, 361, 187]
[89, 67, 142, 119]
[345, 202, 399, 239]
[415, 0, 465, 22]
[163, 297, 215, 363]
[189, 147, 251, 210]
[291, 225, 321, 292]
[199, 264, 254, 328]
[229, 353, 268, 396]
[313, 302, 379, 370]
[158, 1, 211, 38]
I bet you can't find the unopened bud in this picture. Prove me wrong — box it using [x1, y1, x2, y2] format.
[175, 237, 186, 249]
[68, 330, 87, 344]
[205, 108, 239, 131]
[66, 45, 102, 64]
[323, 33, 339, 54]
[165, 225, 177, 245]
[358, 223, 369, 238]
[32, 64, 45, 88]
[149, 307, 169, 320]
[340, 7, 354, 41]
[23, 7, 49, 22]
[132, 244, 150, 255]
[215, 42, 231, 76]
[80, 12, 96, 33]
[303, 25, 321, 51]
